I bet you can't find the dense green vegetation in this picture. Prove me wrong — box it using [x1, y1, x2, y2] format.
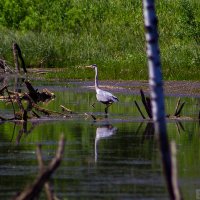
[0, 0, 199, 80]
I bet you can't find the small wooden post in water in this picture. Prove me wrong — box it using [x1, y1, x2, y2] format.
[12, 43, 27, 73]
[143, 0, 182, 199]
[13, 43, 20, 72]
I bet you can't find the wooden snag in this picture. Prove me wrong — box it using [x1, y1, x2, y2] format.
[24, 81, 55, 103]
[174, 98, 185, 117]
[37, 145, 58, 200]
[175, 102, 185, 117]
[140, 89, 152, 118]
[13, 43, 27, 73]
[13, 134, 65, 200]
[174, 98, 181, 116]
[0, 59, 14, 73]
[134, 100, 146, 119]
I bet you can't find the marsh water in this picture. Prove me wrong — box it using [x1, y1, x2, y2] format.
[0, 77, 200, 199]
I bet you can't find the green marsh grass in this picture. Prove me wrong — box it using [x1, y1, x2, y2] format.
[0, 0, 199, 80]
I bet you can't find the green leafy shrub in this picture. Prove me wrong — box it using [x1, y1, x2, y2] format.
[0, 0, 199, 80]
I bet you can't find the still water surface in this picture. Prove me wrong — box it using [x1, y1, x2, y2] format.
[0, 78, 199, 199]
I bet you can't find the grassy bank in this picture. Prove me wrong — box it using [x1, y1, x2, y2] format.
[0, 0, 199, 80]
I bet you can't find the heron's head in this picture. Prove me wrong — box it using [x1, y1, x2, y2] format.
[91, 64, 97, 69]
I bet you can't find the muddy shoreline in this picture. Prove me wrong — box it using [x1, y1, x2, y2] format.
[79, 80, 200, 98]
[21, 68, 200, 97]
[0, 72, 199, 97]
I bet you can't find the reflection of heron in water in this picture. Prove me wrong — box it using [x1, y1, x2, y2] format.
[95, 124, 117, 162]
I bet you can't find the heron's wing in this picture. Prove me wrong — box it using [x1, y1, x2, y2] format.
[96, 89, 119, 103]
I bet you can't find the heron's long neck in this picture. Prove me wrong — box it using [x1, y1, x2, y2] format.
[94, 67, 99, 89]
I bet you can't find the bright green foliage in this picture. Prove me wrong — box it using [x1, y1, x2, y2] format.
[0, 0, 142, 33]
[0, 0, 199, 80]
[177, 0, 200, 44]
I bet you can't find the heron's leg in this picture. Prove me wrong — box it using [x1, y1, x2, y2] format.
[91, 102, 96, 108]
[105, 104, 112, 114]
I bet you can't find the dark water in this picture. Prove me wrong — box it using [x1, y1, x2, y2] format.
[0, 77, 200, 199]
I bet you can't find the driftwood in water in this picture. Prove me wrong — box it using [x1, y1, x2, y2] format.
[13, 134, 65, 200]
[140, 89, 152, 118]
[134, 100, 146, 119]
[0, 59, 14, 73]
[135, 89, 186, 120]
[24, 81, 55, 103]
[174, 98, 185, 117]
[32, 101, 67, 117]
[0, 85, 9, 95]
[135, 89, 152, 119]
[21, 93, 67, 117]
[0, 81, 62, 121]
[0, 81, 55, 103]
[60, 105, 75, 114]
[0, 88, 30, 121]
[37, 144, 58, 200]
[12, 43, 27, 73]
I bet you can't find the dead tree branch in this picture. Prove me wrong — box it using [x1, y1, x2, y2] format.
[13, 134, 65, 200]
[134, 100, 146, 119]
[37, 145, 58, 200]
[0, 58, 14, 73]
[140, 89, 152, 118]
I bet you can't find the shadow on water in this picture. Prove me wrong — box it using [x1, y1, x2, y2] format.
[0, 77, 200, 199]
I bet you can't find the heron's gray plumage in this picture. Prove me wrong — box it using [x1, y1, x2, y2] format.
[96, 88, 118, 104]
[92, 64, 119, 105]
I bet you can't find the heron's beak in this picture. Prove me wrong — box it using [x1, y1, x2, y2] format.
[84, 65, 93, 69]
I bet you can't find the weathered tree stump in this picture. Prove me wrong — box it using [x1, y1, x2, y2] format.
[12, 43, 27, 73]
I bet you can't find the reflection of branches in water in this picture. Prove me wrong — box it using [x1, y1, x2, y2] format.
[175, 120, 185, 135]
[9, 121, 44, 145]
[135, 122, 155, 143]
[0, 76, 25, 93]
[137, 121, 185, 143]
[141, 122, 155, 143]
[16, 121, 29, 145]
[95, 124, 117, 162]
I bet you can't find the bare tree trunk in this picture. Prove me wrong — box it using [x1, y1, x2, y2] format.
[142, 0, 182, 199]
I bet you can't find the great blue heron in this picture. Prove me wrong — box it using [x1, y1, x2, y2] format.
[86, 64, 119, 114]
